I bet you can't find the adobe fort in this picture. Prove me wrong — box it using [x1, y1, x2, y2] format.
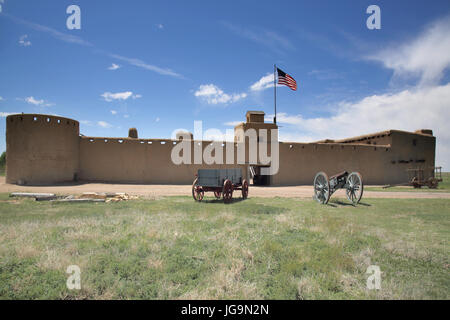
[5, 111, 436, 186]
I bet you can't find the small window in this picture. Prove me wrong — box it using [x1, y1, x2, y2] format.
[33, 117, 38, 121]
[89, 139, 94, 142]
[118, 139, 123, 144]
[161, 141, 166, 145]
[104, 139, 108, 143]
[46, 118, 51, 123]
[148, 141, 152, 144]
[57, 119, 61, 124]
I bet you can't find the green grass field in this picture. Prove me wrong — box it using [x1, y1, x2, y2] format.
[0, 194, 448, 300]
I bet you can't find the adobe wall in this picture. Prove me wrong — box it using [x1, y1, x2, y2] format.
[5, 113, 436, 186]
[273, 142, 395, 185]
[333, 130, 393, 146]
[388, 130, 436, 182]
[78, 137, 248, 184]
[6, 114, 80, 185]
[272, 130, 435, 185]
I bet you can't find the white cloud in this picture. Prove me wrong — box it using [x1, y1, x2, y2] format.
[224, 121, 242, 126]
[368, 16, 450, 86]
[97, 121, 112, 128]
[25, 96, 44, 105]
[272, 84, 450, 170]
[194, 84, 247, 105]
[19, 34, 31, 47]
[5, 14, 180, 79]
[101, 91, 134, 102]
[123, 114, 129, 119]
[155, 117, 160, 122]
[80, 120, 92, 126]
[110, 110, 117, 115]
[6, 14, 92, 46]
[157, 24, 164, 29]
[0, 112, 18, 117]
[109, 54, 182, 78]
[250, 73, 274, 92]
[21, 96, 54, 106]
[132, 94, 142, 99]
[0, 96, 4, 101]
[108, 63, 120, 70]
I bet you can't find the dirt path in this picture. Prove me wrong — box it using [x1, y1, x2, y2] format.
[1, 177, 449, 199]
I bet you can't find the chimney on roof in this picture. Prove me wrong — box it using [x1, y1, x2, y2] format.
[128, 128, 138, 139]
[415, 129, 433, 136]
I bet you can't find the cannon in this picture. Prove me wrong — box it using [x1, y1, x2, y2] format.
[192, 168, 248, 203]
[313, 171, 363, 204]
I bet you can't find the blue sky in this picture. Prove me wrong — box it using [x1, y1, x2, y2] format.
[1, 0, 450, 168]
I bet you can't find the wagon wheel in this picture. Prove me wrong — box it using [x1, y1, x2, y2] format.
[411, 176, 421, 188]
[242, 179, 249, 199]
[428, 177, 438, 189]
[214, 191, 222, 199]
[346, 172, 363, 204]
[313, 172, 330, 204]
[192, 178, 204, 202]
[222, 179, 233, 203]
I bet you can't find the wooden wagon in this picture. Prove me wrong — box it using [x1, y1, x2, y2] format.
[192, 169, 249, 202]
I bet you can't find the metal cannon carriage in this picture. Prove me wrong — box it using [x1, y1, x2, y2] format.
[192, 168, 249, 202]
[313, 171, 364, 204]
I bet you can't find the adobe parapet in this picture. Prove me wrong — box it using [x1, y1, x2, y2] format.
[6, 114, 80, 185]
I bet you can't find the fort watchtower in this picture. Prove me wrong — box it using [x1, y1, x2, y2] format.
[6, 114, 80, 185]
[234, 111, 278, 185]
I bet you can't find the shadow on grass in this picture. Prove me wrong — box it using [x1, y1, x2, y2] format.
[327, 200, 372, 207]
[197, 197, 247, 204]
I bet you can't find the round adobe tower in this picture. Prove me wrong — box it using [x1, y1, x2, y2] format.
[6, 114, 80, 185]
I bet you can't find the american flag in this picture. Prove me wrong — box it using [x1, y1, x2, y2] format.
[277, 67, 297, 91]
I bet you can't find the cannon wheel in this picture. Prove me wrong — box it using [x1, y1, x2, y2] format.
[214, 191, 222, 199]
[346, 172, 363, 204]
[223, 179, 233, 203]
[242, 179, 249, 199]
[192, 178, 204, 202]
[313, 172, 330, 204]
